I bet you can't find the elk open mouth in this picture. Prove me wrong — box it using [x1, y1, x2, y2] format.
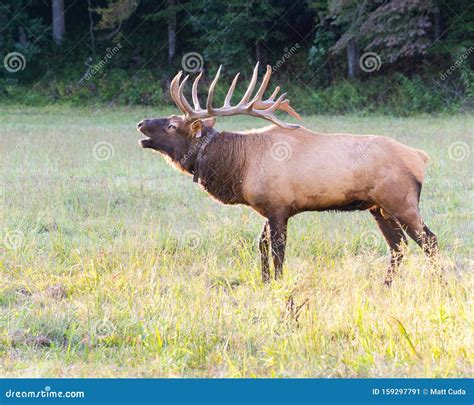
[138, 137, 153, 148]
[136, 123, 152, 148]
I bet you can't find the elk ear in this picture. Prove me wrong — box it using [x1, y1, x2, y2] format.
[190, 120, 203, 138]
[202, 117, 216, 128]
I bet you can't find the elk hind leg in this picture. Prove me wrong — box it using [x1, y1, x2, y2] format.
[393, 205, 438, 259]
[370, 207, 408, 286]
[389, 198, 444, 285]
[259, 221, 271, 283]
[268, 214, 288, 280]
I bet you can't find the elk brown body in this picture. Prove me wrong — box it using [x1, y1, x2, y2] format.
[137, 63, 438, 285]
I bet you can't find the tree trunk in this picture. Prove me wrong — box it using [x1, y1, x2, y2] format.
[433, 6, 441, 41]
[52, 0, 66, 45]
[255, 40, 266, 66]
[346, 38, 359, 80]
[18, 26, 29, 47]
[167, 0, 177, 66]
[87, 0, 96, 57]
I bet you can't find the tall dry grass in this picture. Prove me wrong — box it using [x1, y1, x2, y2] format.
[0, 106, 472, 377]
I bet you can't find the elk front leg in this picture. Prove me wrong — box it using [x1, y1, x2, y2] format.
[268, 215, 288, 279]
[259, 221, 270, 283]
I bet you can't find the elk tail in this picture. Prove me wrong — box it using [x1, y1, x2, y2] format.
[416, 149, 429, 165]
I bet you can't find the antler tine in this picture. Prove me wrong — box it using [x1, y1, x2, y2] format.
[178, 74, 196, 116]
[223, 72, 240, 108]
[263, 115, 301, 130]
[168, 62, 300, 128]
[251, 92, 300, 129]
[265, 92, 288, 113]
[237, 62, 259, 106]
[191, 71, 203, 111]
[206, 65, 222, 113]
[268, 86, 280, 101]
[170, 71, 188, 114]
[249, 64, 272, 106]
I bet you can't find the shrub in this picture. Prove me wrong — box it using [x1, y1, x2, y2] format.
[0, 68, 469, 115]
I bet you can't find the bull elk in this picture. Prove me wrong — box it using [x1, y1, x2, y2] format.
[137, 62, 438, 285]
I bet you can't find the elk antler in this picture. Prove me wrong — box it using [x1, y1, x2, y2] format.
[169, 62, 301, 129]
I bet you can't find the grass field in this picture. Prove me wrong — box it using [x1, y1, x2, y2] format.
[0, 106, 472, 377]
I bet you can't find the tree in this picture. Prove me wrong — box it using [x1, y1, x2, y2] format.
[52, 0, 66, 45]
[167, 0, 177, 65]
[95, 0, 140, 39]
[0, 1, 46, 80]
[328, 0, 369, 79]
[359, 0, 435, 63]
[328, 0, 436, 73]
[188, 0, 284, 71]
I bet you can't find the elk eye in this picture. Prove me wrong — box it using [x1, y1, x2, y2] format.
[167, 124, 177, 131]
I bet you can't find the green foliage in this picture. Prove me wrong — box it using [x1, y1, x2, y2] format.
[390, 74, 450, 114]
[282, 73, 458, 115]
[0, 0, 472, 114]
[455, 47, 474, 101]
[188, 0, 284, 67]
[430, 0, 474, 53]
[92, 69, 164, 105]
[0, 1, 47, 81]
[0, 72, 462, 115]
[308, 28, 336, 69]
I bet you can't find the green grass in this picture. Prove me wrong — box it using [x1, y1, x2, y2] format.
[0, 106, 472, 377]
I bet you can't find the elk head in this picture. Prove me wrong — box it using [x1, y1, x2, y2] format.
[136, 62, 301, 160]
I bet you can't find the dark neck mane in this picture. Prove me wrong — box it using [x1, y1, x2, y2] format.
[194, 130, 254, 205]
[164, 128, 268, 206]
[164, 127, 214, 176]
